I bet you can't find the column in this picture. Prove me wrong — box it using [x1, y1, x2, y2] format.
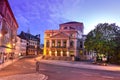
[55, 51, 57, 56]
[67, 39, 69, 48]
[49, 50, 52, 56]
[74, 39, 77, 56]
[61, 40, 63, 47]
[67, 51, 69, 57]
[50, 40, 52, 48]
[43, 39, 46, 55]
[55, 40, 57, 47]
[61, 51, 63, 56]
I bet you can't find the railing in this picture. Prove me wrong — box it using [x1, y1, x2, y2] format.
[51, 46, 66, 48]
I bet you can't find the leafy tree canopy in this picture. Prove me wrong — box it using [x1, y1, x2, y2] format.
[85, 23, 120, 59]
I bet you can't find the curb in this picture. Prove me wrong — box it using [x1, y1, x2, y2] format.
[0, 73, 48, 80]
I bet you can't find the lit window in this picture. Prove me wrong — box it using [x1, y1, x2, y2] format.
[57, 41, 61, 47]
[46, 34, 50, 37]
[52, 40, 55, 47]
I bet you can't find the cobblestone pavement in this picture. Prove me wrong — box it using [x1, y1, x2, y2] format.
[0, 55, 47, 80]
[0, 73, 47, 80]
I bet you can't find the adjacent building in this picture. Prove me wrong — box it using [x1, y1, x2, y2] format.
[44, 22, 84, 60]
[15, 36, 27, 57]
[0, 0, 18, 63]
[19, 31, 40, 55]
[20, 37, 27, 56]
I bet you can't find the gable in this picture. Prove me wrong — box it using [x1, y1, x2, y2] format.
[50, 32, 69, 39]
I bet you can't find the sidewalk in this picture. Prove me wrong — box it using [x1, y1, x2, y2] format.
[0, 56, 23, 70]
[0, 56, 48, 80]
[0, 73, 48, 80]
[39, 60, 120, 72]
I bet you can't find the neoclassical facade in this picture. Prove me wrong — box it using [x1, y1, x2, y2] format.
[44, 22, 84, 59]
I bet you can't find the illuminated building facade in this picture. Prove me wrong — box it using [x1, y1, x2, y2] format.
[15, 36, 27, 57]
[0, 0, 18, 63]
[44, 22, 84, 60]
[19, 31, 40, 55]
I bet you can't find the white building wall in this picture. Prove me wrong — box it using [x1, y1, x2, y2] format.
[21, 39, 27, 56]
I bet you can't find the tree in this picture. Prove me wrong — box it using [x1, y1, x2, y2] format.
[84, 23, 120, 63]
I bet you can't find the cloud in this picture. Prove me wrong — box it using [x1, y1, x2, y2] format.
[8, 0, 85, 43]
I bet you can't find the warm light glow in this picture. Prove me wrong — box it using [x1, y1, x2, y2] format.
[6, 48, 11, 53]
[55, 51, 57, 54]
[67, 51, 69, 56]
[13, 43, 15, 46]
[6, 43, 12, 53]
[49, 51, 51, 54]
[19, 53, 21, 56]
[0, 33, 2, 37]
[35, 45, 37, 48]
[67, 51, 69, 54]
[7, 43, 11, 48]
[49, 51, 51, 56]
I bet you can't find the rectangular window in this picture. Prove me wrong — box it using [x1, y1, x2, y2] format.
[70, 41, 74, 47]
[46, 34, 50, 37]
[57, 41, 61, 47]
[46, 40, 49, 48]
[80, 41, 83, 48]
[63, 40, 66, 48]
[52, 40, 55, 47]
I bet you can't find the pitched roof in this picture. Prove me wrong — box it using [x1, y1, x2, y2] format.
[60, 21, 83, 25]
[19, 31, 40, 41]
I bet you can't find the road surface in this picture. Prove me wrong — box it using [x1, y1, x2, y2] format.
[0, 56, 120, 80]
[38, 62, 120, 80]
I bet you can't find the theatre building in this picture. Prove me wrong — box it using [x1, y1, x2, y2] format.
[44, 22, 84, 60]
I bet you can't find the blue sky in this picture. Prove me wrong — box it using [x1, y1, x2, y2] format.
[8, 0, 120, 44]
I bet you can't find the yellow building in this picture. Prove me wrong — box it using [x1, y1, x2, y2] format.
[44, 22, 84, 60]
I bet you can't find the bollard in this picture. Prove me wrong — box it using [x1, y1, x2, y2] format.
[36, 61, 39, 72]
